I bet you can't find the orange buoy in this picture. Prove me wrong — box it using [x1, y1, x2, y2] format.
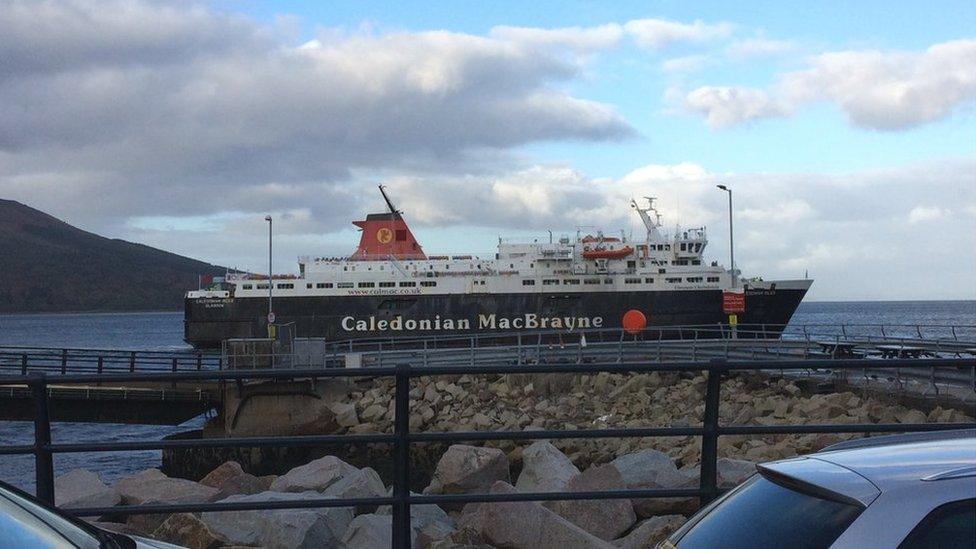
[622, 309, 647, 335]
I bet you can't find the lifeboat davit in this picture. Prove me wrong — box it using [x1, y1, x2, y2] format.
[582, 246, 634, 260]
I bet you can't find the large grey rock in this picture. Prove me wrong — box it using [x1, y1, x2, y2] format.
[463, 481, 613, 549]
[113, 468, 219, 505]
[151, 513, 226, 549]
[377, 490, 457, 545]
[548, 464, 636, 541]
[610, 449, 683, 488]
[201, 491, 354, 549]
[324, 467, 386, 501]
[613, 515, 687, 549]
[55, 469, 120, 509]
[199, 461, 266, 499]
[270, 455, 359, 492]
[339, 514, 391, 549]
[424, 445, 510, 500]
[516, 441, 580, 493]
[610, 449, 695, 518]
[717, 458, 757, 487]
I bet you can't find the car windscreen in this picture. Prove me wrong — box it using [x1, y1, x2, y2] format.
[665, 475, 863, 549]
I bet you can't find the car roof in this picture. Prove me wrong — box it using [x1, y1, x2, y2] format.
[812, 435, 976, 490]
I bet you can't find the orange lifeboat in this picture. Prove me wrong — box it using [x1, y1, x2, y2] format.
[582, 246, 634, 260]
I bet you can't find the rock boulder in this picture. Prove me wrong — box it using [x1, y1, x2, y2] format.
[516, 441, 579, 493]
[548, 464, 636, 541]
[270, 455, 359, 493]
[424, 445, 510, 499]
[613, 515, 687, 549]
[55, 469, 120, 509]
[199, 461, 267, 499]
[201, 491, 354, 549]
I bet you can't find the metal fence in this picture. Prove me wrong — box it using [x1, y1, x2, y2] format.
[1, 357, 975, 548]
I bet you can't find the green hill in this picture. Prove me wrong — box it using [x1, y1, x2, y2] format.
[0, 199, 225, 312]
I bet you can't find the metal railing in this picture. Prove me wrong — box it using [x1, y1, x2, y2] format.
[0, 346, 221, 375]
[1, 357, 974, 548]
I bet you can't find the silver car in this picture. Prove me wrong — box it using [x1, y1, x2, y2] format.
[663, 430, 976, 548]
[0, 479, 186, 548]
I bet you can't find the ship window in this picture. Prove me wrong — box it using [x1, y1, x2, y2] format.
[276, 283, 294, 289]
[396, 229, 407, 241]
[543, 279, 560, 285]
[665, 245, 671, 250]
[687, 277, 703, 283]
[337, 282, 353, 288]
[564, 279, 580, 285]
[420, 281, 436, 287]
[358, 282, 375, 288]
[316, 282, 332, 288]
[645, 278, 654, 283]
[680, 243, 687, 251]
[399, 281, 416, 287]
[242, 284, 253, 290]
[604, 278, 613, 284]
[306, 283, 312, 289]
[707, 277, 720, 283]
[379, 282, 395, 288]
[343, 266, 347, 271]
[627, 260, 636, 268]
[584, 279, 600, 285]
[666, 277, 682, 283]
[625, 278, 641, 284]
[257, 284, 269, 289]
[658, 268, 666, 274]
[522, 280, 535, 286]
[692, 260, 701, 265]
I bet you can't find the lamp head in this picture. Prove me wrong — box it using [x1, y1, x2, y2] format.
[716, 184, 728, 191]
[264, 215, 272, 222]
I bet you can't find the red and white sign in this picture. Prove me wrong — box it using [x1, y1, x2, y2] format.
[722, 291, 745, 314]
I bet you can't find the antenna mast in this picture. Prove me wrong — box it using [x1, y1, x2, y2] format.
[378, 185, 400, 214]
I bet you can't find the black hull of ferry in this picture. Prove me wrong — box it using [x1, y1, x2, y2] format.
[184, 287, 809, 349]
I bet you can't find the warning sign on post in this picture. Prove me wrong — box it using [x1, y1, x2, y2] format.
[722, 291, 745, 314]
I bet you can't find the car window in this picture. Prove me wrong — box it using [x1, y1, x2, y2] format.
[664, 475, 862, 549]
[897, 499, 976, 549]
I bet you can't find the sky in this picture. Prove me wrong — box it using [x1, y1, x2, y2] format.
[1, 0, 974, 301]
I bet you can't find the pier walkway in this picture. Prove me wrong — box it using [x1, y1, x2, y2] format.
[1, 323, 973, 425]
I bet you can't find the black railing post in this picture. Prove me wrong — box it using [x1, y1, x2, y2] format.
[30, 373, 55, 505]
[392, 362, 412, 549]
[700, 359, 726, 505]
[21, 353, 28, 375]
[129, 351, 136, 373]
[60, 349, 67, 375]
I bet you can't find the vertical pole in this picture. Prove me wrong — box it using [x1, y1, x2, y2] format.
[97, 356, 103, 375]
[267, 215, 273, 338]
[60, 349, 67, 375]
[31, 374, 55, 505]
[21, 353, 28, 375]
[392, 363, 412, 549]
[700, 360, 725, 506]
[129, 351, 136, 373]
[727, 190, 734, 288]
[196, 353, 203, 371]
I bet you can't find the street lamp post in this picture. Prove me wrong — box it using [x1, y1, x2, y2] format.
[716, 185, 735, 288]
[265, 215, 273, 337]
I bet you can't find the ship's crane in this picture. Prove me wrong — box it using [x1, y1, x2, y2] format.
[631, 197, 665, 242]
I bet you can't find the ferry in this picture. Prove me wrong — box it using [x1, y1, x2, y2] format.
[184, 187, 812, 348]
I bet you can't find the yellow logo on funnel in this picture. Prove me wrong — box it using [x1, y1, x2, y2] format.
[376, 228, 393, 244]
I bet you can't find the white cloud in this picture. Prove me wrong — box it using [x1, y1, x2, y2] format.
[624, 18, 733, 50]
[908, 205, 950, 223]
[661, 55, 710, 73]
[783, 38, 976, 130]
[683, 86, 791, 128]
[739, 200, 814, 222]
[683, 38, 976, 130]
[0, 0, 633, 231]
[725, 36, 795, 59]
[489, 24, 623, 52]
